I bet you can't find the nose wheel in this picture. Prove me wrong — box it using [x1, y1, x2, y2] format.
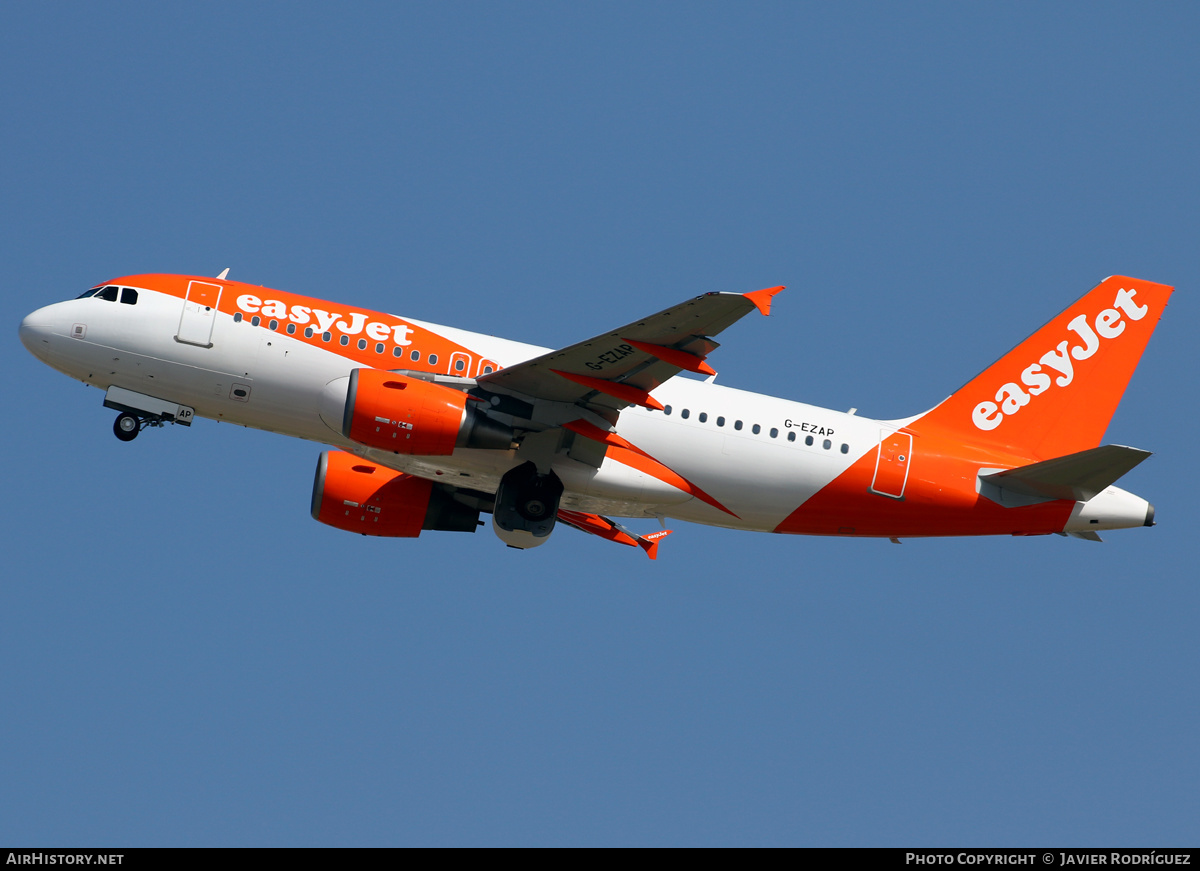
[113, 412, 140, 441]
[112, 411, 168, 441]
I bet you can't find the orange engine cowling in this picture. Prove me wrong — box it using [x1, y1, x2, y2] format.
[322, 368, 512, 455]
[310, 450, 480, 537]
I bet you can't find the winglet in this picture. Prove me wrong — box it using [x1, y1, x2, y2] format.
[638, 529, 672, 560]
[743, 285, 784, 316]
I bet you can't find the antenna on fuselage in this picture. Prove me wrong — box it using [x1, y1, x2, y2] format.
[216, 268, 230, 280]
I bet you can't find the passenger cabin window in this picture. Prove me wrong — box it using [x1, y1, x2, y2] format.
[698, 412, 708, 423]
[664, 405, 672, 415]
[428, 354, 438, 366]
[287, 323, 296, 334]
[752, 424, 761, 435]
[680, 409, 690, 419]
[717, 416, 725, 427]
[734, 420, 743, 430]
[410, 350, 420, 361]
[805, 435, 814, 446]
[788, 431, 796, 442]
[233, 312, 243, 323]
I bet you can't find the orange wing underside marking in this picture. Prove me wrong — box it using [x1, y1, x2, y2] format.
[564, 419, 739, 518]
[621, 338, 717, 376]
[550, 370, 665, 411]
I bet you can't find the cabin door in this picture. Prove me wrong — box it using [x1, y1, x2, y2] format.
[176, 280, 223, 348]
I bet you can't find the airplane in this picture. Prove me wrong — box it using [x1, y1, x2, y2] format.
[19, 271, 1172, 557]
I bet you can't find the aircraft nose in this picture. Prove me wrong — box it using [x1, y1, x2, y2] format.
[19, 306, 56, 356]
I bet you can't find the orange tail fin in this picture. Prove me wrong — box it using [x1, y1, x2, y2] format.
[915, 276, 1173, 460]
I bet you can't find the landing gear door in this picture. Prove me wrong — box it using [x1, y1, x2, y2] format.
[176, 280, 223, 348]
[870, 430, 912, 499]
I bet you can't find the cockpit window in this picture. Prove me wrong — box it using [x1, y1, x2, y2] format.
[120, 287, 138, 305]
[76, 287, 101, 299]
[96, 286, 119, 302]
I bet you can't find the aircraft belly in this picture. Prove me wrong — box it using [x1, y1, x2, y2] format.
[356, 447, 693, 520]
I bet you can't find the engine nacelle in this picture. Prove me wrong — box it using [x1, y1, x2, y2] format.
[310, 450, 480, 537]
[320, 368, 512, 455]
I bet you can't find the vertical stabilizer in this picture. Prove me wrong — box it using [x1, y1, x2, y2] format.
[915, 276, 1172, 460]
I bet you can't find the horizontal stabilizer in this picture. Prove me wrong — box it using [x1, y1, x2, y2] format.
[980, 444, 1151, 505]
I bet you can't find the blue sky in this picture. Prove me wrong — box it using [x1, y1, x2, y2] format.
[1, 1, 1196, 846]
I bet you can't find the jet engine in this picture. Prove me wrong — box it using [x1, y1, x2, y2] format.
[310, 450, 480, 536]
[320, 368, 512, 455]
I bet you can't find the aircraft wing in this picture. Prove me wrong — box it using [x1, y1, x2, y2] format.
[476, 286, 783, 412]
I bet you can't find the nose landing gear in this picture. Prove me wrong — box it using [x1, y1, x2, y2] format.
[112, 411, 169, 441]
[103, 386, 195, 442]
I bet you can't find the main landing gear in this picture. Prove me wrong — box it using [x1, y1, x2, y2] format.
[492, 461, 565, 549]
